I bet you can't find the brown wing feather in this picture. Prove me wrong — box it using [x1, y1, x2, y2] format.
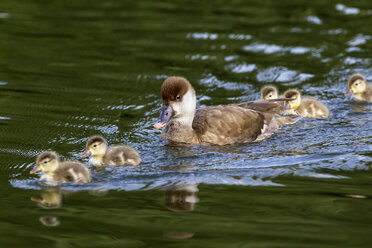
[57, 162, 91, 183]
[104, 146, 142, 166]
[364, 85, 372, 102]
[236, 100, 282, 112]
[192, 105, 264, 145]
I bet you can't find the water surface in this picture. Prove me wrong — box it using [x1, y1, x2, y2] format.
[0, 0, 372, 247]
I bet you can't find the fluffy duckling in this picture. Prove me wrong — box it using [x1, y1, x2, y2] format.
[81, 135, 142, 166]
[154, 76, 298, 145]
[283, 89, 329, 118]
[261, 85, 279, 100]
[30, 151, 91, 184]
[345, 73, 372, 102]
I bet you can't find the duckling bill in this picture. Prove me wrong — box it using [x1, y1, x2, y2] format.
[81, 135, 142, 166]
[30, 151, 91, 184]
[154, 76, 298, 145]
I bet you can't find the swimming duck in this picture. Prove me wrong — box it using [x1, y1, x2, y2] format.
[153, 76, 298, 145]
[261, 85, 279, 100]
[345, 73, 372, 102]
[283, 89, 329, 118]
[30, 151, 91, 184]
[81, 135, 142, 166]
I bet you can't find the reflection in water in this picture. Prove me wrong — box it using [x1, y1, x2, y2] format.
[31, 187, 61, 209]
[39, 216, 60, 227]
[31, 188, 61, 227]
[164, 184, 199, 212]
[163, 232, 194, 239]
[163, 184, 198, 240]
[350, 102, 372, 112]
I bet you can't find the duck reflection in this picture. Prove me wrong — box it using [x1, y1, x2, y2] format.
[163, 232, 194, 239]
[39, 216, 60, 227]
[31, 187, 61, 209]
[350, 102, 372, 112]
[31, 187, 61, 227]
[164, 184, 199, 212]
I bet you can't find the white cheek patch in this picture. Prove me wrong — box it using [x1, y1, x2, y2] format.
[170, 89, 196, 125]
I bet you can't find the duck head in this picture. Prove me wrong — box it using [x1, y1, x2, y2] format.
[30, 151, 59, 175]
[283, 89, 301, 111]
[345, 73, 367, 96]
[154, 77, 196, 129]
[261, 85, 279, 100]
[81, 135, 107, 158]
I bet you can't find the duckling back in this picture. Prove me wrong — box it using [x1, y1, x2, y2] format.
[56, 161, 91, 183]
[297, 98, 329, 118]
[103, 145, 142, 166]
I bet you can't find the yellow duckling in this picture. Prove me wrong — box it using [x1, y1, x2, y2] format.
[30, 151, 91, 184]
[345, 73, 372, 102]
[81, 135, 142, 166]
[283, 89, 329, 118]
[260, 85, 279, 100]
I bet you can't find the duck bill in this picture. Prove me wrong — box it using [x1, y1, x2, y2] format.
[31, 196, 43, 202]
[344, 89, 353, 97]
[283, 103, 290, 111]
[154, 105, 174, 130]
[30, 165, 42, 174]
[80, 150, 92, 158]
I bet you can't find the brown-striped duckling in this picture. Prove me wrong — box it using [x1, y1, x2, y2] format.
[30, 151, 91, 185]
[261, 85, 279, 100]
[283, 89, 329, 118]
[345, 73, 372, 102]
[81, 135, 142, 166]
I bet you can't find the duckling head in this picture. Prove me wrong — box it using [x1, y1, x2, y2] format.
[30, 151, 59, 175]
[345, 73, 367, 96]
[81, 135, 107, 158]
[261, 85, 279, 100]
[283, 89, 301, 110]
[154, 76, 196, 129]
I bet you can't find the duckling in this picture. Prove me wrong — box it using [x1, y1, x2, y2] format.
[81, 135, 142, 166]
[283, 89, 329, 118]
[30, 151, 91, 184]
[261, 85, 279, 100]
[345, 73, 372, 102]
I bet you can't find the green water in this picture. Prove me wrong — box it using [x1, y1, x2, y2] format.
[0, 0, 372, 247]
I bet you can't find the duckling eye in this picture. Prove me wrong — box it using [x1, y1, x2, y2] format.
[355, 83, 358, 86]
[93, 144, 97, 148]
[44, 160, 48, 164]
[176, 95, 181, 100]
[269, 94, 272, 98]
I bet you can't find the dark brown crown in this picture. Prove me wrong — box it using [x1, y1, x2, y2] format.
[283, 89, 301, 99]
[161, 77, 193, 105]
[37, 151, 58, 164]
[348, 73, 366, 88]
[261, 85, 278, 98]
[86, 135, 107, 148]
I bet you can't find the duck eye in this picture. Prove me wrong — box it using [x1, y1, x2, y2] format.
[93, 144, 97, 148]
[176, 95, 181, 100]
[44, 161, 48, 164]
[269, 94, 272, 98]
[355, 83, 358, 86]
